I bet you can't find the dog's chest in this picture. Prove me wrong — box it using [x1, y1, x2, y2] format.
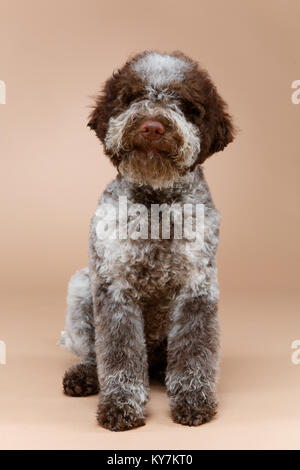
[99, 236, 193, 299]
[92, 189, 199, 299]
[100, 238, 192, 343]
[91, 173, 219, 303]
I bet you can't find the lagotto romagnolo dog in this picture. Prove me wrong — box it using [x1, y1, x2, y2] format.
[60, 51, 235, 431]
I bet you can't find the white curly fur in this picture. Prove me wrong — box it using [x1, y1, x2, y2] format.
[104, 100, 201, 169]
[132, 52, 192, 87]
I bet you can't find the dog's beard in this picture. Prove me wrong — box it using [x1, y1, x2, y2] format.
[114, 124, 188, 188]
[118, 150, 186, 189]
[115, 121, 192, 189]
[105, 100, 201, 188]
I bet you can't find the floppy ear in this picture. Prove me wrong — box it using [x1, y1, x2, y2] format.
[87, 107, 99, 131]
[87, 74, 118, 141]
[208, 107, 234, 156]
[182, 66, 235, 164]
[87, 95, 109, 143]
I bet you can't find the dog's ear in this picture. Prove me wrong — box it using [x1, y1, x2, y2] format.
[87, 74, 118, 141]
[208, 105, 235, 157]
[177, 65, 235, 164]
[87, 94, 109, 142]
[87, 107, 99, 131]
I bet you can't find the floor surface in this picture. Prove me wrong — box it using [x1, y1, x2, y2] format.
[0, 292, 299, 450]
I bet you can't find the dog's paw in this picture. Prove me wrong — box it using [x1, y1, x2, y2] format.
[97, 400, 145, 431]
[63, 363, 99, 397]
[171, 399, 217, 426]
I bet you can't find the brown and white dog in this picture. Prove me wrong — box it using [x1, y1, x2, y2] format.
[60, 51, 235, 431]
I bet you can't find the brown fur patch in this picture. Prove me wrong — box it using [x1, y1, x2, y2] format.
[171, 397, 217, 426]
[169, 53, 235, 162]
[119, 150, 186, 188]
[97, 400, 145, 431]
[63, 363, 99, 397]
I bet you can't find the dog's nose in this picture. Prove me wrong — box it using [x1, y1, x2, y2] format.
[139, 120, 165, 140]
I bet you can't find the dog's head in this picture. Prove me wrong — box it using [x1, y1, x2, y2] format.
[88, 51, 235, 188]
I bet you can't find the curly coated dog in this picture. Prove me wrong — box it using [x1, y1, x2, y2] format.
[60, 51, 235, 431]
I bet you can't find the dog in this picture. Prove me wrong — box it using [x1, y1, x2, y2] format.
[60, 51, 235, 431]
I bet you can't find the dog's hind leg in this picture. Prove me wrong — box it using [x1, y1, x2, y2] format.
[60, 267, 99, 397]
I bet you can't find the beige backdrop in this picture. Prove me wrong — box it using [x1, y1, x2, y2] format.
[0, 0, 299, 450]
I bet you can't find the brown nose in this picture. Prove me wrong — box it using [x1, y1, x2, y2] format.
[139, 120, 165, 140]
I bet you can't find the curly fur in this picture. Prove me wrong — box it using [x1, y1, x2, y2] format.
[60, 51, 235, 430]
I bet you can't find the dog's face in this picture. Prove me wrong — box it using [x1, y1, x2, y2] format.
[88, 51, 234, 188]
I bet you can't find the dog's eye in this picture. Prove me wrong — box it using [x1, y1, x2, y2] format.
[121, 91, 134, 106]
[181, 99, 205, 121]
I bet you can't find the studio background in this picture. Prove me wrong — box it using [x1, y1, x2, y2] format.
[0, 0, 299, 449]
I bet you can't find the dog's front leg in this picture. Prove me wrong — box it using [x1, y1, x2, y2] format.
[166, 293, 219, 426]
[92, 281, 149, 431]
